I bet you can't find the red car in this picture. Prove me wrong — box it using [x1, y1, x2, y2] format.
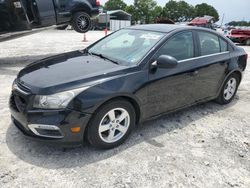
[227, 29, 250, 45]
[188, 16, 215, 30]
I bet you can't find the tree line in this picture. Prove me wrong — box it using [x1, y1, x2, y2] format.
[227, 21, 250, 27]
[103, 0, 219, 24]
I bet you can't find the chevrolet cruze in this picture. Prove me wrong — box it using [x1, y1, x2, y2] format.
[9, 24, 248, 149]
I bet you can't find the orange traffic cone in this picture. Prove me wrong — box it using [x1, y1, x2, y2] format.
[82, 33, 88, 42]
[105, 28, 108, 36]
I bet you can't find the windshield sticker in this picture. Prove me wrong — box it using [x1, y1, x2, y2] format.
[140, 33, 161, 40]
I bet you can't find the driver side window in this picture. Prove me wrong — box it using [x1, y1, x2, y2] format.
[155, 31, 194, 61]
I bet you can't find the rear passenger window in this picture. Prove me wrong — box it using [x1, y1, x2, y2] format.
[155, 31, 194, 61]
[198, 32, 220, 55]
[219, 38, 228, 52]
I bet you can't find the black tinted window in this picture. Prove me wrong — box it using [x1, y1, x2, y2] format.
[198, 32, 220, 55]
[219, 38, 228, 52]
[156, 32, 194, 61]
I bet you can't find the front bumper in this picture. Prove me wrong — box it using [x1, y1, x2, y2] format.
[10, 97, 91, 146]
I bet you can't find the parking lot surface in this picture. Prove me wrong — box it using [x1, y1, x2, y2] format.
[0, 30, 250, 187]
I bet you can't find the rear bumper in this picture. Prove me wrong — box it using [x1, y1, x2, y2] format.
[10, 106, 91, 147]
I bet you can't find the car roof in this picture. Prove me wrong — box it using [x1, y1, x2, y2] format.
[129, 24, 195, 33]
[127, 24, 237, 49]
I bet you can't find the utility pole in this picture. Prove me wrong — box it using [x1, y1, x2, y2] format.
[106, 10, 108, 33]
[103, 10, 108, 36]
[220, 13, 225, 27]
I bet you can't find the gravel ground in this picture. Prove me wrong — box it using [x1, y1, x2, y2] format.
[0, 29, 249, 188]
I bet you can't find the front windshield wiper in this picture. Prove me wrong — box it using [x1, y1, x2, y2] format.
[83, 48, 92, 55]
[90, 52, 119, 65]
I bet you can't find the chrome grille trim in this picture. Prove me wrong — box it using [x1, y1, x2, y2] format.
[28, 124, 64, 138]
[13, 82, 30, 95]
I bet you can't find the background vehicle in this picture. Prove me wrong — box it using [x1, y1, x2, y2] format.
[0, 0, 100, 34]
[155, 17, 175, 24]
[9, 25, 248, 149]
[227, 29, 250, 45]
[188, 16, 215, 30]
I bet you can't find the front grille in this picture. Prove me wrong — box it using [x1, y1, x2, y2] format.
[16, 81, 31, 93]
[10, 95, 19, 112]
[14, 95, 27, 112]
[10, 81, 32, 112]
[10, 93, 28, 112]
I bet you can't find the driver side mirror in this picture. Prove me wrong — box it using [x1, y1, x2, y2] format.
[151, 55, 178, 69]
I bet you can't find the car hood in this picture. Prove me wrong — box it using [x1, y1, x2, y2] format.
[17, 51, 128, 94]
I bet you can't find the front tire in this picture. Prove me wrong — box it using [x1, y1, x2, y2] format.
[87, 100, 136, 149]
[71, 12, 92, 33]
[216, 73, 240, 104]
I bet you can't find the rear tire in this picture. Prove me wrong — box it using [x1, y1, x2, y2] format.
[71, 12, 92, 33]
[87, 100, 136, 149]
[215, 73, 240, 104]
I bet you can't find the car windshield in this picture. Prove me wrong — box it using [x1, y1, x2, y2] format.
[88, 29, 164, 66]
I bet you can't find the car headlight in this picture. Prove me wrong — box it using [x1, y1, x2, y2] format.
[33, 87, 89, 109]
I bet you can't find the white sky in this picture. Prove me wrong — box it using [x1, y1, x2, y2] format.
[100, 0, 250, 24]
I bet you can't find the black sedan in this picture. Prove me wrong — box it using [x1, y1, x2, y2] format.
[9, 24, 248, 149]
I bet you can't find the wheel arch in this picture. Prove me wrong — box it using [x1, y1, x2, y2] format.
[70, 3, 91, 15]
[217, 69, 242, 97]
[93, 96, 142, 125]
[83, 95, 142, 143]
[232, 70, 242, 82]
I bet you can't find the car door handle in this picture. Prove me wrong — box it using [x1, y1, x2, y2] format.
[190, 70, 198, 76]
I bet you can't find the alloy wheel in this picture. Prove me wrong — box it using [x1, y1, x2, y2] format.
[76, 15, 90, 31]
[98, 108, 130, 143]
[224, 77, 237, 100]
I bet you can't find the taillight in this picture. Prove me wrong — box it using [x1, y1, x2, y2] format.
[96, 0, 100, 6]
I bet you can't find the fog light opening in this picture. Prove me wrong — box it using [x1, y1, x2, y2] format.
[27, 124, 63, 138]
